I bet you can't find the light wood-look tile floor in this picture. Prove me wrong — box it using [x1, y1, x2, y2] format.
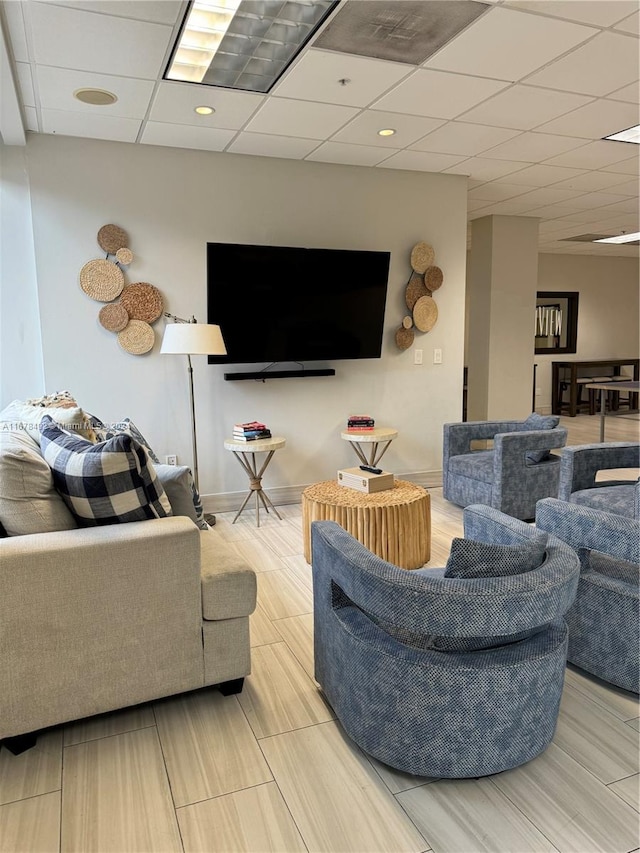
[1, 415, 638, 853]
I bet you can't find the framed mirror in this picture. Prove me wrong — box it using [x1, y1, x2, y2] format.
[535, 291, 579, 354]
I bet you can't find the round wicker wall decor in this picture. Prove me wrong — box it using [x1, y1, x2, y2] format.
[395, 326, 414, 350]
[405, 271, 429, 311]
[425, 265, 443, 292]
[98, 224, 129, 255]
[117, 320, 155, 355]
[99, 302, 129, 332]
[80, 259, 125, 302]
[115, 247, 134, 265]
[413, 295, 438, 332]
[120, 283, 164, 323]
[410, 242, 435, 274]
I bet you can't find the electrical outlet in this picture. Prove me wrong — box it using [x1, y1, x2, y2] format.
[165, 455, 177, 466]
[414, 349, 423, 365]
[433, 348, 443, 364]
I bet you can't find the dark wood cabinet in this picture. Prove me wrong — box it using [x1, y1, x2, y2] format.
[552, 359, 640, 416]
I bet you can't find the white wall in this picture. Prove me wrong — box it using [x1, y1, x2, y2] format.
[535, 253, 639, 411]
[16, 134, 468, 502]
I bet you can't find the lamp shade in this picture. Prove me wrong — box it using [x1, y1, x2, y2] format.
[161, 322, 227, 355]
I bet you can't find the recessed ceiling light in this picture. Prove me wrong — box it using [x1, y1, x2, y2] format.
[378, 128, 396, 137]
[194, 105, 215, 115]
[594, 231, 640, 244]
[603, 124, 640, 144]
[73, 88, 117, 106]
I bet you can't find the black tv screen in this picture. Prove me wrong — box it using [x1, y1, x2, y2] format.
[207, 243, 390, 364]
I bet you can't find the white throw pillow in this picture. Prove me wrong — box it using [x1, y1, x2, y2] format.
[0, 400, 94, 445]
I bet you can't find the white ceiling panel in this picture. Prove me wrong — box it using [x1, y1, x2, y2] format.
[2, 1, 29, 62]
[444, 157, 529, 181]
[502, 163, 586, 185]
[41, 107, 141, 142]
[566, 191, 634, 209]
[372, 69, 509, 120]
[227, 132, 318, 159]
[36, 66, 155, 118]
[551, 171, 637, 192]
[272, 50, 412, 108]
[24, 105, 38, 132]
[29, 2, 173, 78]
[467, 198, 492, 212]
[504, 1, 639, 27]
[149, 82, 263, 129]
[15, 62, 35, 107]
[509, 186, 588, 207]
[524, 32, 640, 97]
[602, 155, 640, 175]
[306, 141, 397, 167]
[536, 99, 640, 140]
[331, 111, 444, 148]
[614, 10, 640, 34]
[140, 121, 235, 151]
[45, 1, 183, 25]
[482, 132, 588, 162]
[602, 178, 639, 195]
[607, 81, 640, 104]
[379, 150, 468, 172]
[425, 7, 596, 82]
[409, 121, 521, 156]
[521, 202, 592, 219]
[544, 140, 637, 169]
[244, 98, 358, 140]
[468, 182, 532, 201]
[459, 84, 592, 131]
[471, 199, 546, 216]
[597, 197, 640, 214]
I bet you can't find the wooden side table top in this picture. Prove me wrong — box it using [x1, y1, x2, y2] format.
[224, 436, 286, 452]
[340, 427, 398, 443]
[303, 479, 425, 507]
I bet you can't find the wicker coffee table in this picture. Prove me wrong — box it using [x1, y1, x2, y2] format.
[302, 479, 430, 570]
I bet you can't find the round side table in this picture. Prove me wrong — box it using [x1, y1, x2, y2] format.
[224, 436, 285, 527]
[302, 479, 430, 570]
[341, 426, 398, 467]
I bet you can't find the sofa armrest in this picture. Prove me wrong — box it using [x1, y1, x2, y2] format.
[200, 529, 257, 620]
[557, 442, 640, 500]
[443, 420, 523, 459]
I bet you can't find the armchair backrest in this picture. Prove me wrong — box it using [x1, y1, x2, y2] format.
[558, 442, 640, 501]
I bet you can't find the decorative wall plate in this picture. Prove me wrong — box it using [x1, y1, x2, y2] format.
[402, 315, 413, 329]
[410, 242, 435, 274]
[395, 326, 414, 350]
[425, 265, 443, 292]
[413, 295, 438, 332]
[80, 259, 125, 302]
[405, 271, 429, 310]
[97, 224, 129, 254]
[120, 282, 164, 323]
[117, 319, 155, 355]
[99, 302, 129, 332]
[115, 247, 134, 265]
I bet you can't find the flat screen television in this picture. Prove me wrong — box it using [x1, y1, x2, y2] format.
[207, 242, 391, 365]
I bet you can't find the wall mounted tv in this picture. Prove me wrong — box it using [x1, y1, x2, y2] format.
[207, 242, 391, 365]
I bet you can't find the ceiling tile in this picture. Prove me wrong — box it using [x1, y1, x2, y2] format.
[539, 218, 587, 233]
[459, 84, 593, 131]
[15, 62, 35, 107]
[544, 140, 637, 169]
[471, 198, 544, 215]
[227, 132, 319, 159]
[613, 10, 640, 34]
[2, 1, 29, 62]
[536, 99, 639, 140]
[379, 150, 468, 172]
[521, 202, 591, 218]
[332, 111, 444, 148]
[372, 69, 509, 120]
[36, 66, 155, 118]
[503, 163, 587, 185]
[504, 1, 639, 27]
[597, 197, 640, 214]
[24, 106, 38, 132]
[444, 157, 530, 181]
[44, 1, 182, 24]
[140, 122, 236, 151]
[468, 182, 532, 200]
[565, 191, 634, 209]
[551, 171, 637, 192]
[244, 98, 358, 140]
[601, 155, 640, 175]
[601, 178, 639, 195]
[425, 6, 596, 81]
[41, 108, 141, 142]
[607, 81, 640, 104]
[483, 132, 588, 162]
[467, 198, 493, 212]
[409, 121, 521, 156]
[271, 50, 412, 108]
[524, 32, 640, 97]
[149, 82, 263, 130]
[307, 141, 397, 167]
[510, 186, 588, 207]
[29, 2, 173, 78]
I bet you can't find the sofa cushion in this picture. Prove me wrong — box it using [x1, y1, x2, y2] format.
[40, 416, 172, 527]
[444, 536, 546, 579]
[0, 399, 95, 445]
[155, 464, 208, 530]
[522, 413, 560, 463]
[92, 417, 161, 464]
[570, 484, 636, 519]
[447, 450, 494, 483]
[0, 429, 78, 535]
[199, 529, 257, 620]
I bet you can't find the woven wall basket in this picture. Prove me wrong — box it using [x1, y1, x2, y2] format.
[425, 265, 444, 292]
[115, 247, 134, 266]
[410, 242, 435, 274]
[120, 283, 164, 323]
[98, 224, 129, 255]
[395, 326, 414, 350]
[413, 295, 438, 332]
[117, 320, 155, 355]
[80, 259, 125, 302]
[99, 302, 129, 332]
[405, 271, 429, 310]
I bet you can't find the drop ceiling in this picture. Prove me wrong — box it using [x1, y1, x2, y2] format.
[1, 0, 638, 257]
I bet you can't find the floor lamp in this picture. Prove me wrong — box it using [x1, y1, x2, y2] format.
[160, 313, 226, 525]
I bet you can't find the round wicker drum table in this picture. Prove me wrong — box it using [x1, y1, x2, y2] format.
[302, 479, 431, 570]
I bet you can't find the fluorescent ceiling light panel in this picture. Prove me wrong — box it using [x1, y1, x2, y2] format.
[166, 0, 338, 92]
[603, 124, 640, 144]
[594, 232, 640, 244]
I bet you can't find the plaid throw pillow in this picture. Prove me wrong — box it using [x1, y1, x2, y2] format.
[444, 537, 546, 579]
[40, 415, 172, 527]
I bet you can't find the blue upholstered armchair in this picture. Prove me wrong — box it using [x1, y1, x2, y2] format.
[557, 442, 640, 519]
[536, 497, 639, 694]
[443, 415, 568, 520]
[311, 504, 580, 778]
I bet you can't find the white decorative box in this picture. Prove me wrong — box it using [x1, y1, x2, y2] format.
[337, 468, 395, 494]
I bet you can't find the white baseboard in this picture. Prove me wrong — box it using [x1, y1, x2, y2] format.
[201, 470, 443, 513]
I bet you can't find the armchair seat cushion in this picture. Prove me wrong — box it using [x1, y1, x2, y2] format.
[447, 450, 494, 482]
[570, 484, 636, 518]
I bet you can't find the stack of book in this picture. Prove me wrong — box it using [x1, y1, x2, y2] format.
[233, 421, 272, 441]
[346, 414, 375, 431]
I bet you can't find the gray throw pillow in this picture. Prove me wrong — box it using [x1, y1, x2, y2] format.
[154, 464, 208, 530]
[522, 412, 560, 464]
[444, 537, 546, 579]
